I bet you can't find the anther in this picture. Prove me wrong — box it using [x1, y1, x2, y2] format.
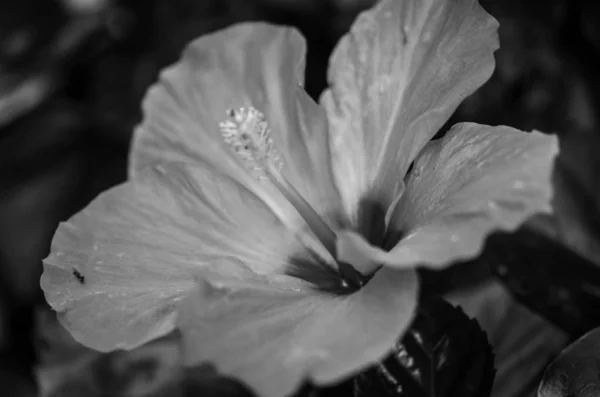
[219, 107, 282, 180]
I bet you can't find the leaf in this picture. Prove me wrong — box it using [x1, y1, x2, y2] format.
[181, 365, 257, 397]
[39, 333, 184, 397]
[353, 296, 495, 397]
[485, 222, 600, 338]
[538, 327, 600, 397]
[35, 307, 258, 397]
[553, 130, 600, 266]
[447, 281, 567, 397]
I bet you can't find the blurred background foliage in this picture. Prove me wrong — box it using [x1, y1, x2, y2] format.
[2, 0, 600, 396]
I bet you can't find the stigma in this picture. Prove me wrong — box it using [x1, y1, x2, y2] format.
[219, 107, 283, 181]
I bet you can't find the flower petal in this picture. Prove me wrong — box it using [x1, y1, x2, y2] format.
[178, 263, 418, 397]
[321, 0, 499, 218]
[129, 23, 342, 226]
[42, 162, 299, 352]
[385, 123, 558, 269]
[447, 282, 567, 397]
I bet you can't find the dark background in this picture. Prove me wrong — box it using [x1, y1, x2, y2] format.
[1, 0, 599, 395]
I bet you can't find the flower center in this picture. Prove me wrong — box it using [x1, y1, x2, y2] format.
[219, 106, 365, 290]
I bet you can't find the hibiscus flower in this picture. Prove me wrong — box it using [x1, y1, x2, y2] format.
[41, 0, 558, 396]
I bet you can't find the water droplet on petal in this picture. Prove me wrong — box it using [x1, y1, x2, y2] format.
[513, 180, 525, 189]
[487, 201, 498, 211]
[422, 31, 433, 43]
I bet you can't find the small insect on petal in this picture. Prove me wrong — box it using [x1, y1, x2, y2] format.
[72, 269, 85, 284]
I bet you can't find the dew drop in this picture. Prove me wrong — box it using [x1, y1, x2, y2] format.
[422, 31, 433, 43]
[487, 201, 498, 211]
[513, 180, 525, 189]
[402, 24, 410, 35]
